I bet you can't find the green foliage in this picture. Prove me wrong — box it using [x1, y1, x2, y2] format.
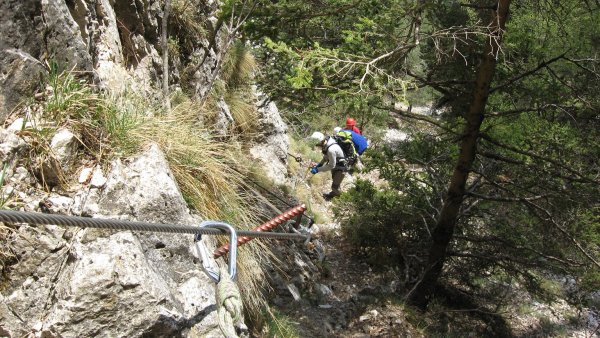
[333, 178, 433, 268]
[248, 1, 421, 132]
[537, 316, 568, 337]
[580, 271, 600, 296]
[242, 0, 600, 331]
[264, 308, 299, 338]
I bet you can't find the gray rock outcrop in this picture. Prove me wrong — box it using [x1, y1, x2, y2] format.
[0, 0, 292, 336]
[1, 1, 45, 120]
[249, 90, 290, 185]
[0, 0, 176, 119]
[0, 144, 223, 337]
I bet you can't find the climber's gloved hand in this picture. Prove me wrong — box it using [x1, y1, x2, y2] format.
[310, 166, 319, 174]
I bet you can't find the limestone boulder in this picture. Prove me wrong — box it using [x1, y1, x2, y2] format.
[0, 143, 223, 337]
[0, 0, 45, 120]
[249, 91, 290, 185]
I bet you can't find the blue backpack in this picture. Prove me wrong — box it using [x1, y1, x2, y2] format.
[346, 130, 368, 155]
[332, 130, 358, 166]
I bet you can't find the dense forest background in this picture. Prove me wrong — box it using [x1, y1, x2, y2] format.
[241, 0, 600, 315]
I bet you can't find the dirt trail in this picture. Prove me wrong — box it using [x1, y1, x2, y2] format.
[270, 192, 421, 337]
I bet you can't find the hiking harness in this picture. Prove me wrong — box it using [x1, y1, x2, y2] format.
[0, 205, 308, 338]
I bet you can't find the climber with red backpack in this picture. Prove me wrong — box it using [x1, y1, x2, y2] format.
[309, 131, 348, 200]
[345, 117, 362, 135]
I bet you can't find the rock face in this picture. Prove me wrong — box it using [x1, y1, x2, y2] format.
[42, 0, 94, 70]
[249, 91, 290, 185]
[1, 0, 171, 119]
[0, 1, 46, 120]
[0, 0, 85, 120]
[0, 0, 291, 336]
[0, 143, 223, 337]
[76, 144, 194, 224]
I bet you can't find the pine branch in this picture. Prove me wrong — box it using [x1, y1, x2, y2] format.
[485, 107, 544, 118]
[490, 53, 567, 94]
[478, 150, 525, 165]
[523, 200, 600, 269]
[459, 3, 497, 10]
[564, 56, 600, 78]
[466, 191, 550, 202]
[452, 235, 580, 267]
[388, 106, 459, 135]
[479, 133, 597, 184]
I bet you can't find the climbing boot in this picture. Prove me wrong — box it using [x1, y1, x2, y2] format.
[322, 192, 335, 201]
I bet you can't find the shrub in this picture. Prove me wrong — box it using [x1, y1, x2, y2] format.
[333, 178, 433, 269]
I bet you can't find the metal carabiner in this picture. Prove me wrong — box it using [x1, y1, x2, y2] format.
[193, 221, 238, 283]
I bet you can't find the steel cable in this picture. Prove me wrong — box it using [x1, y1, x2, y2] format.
[214, 204, 306, 258]
[0, 210, 307, 240]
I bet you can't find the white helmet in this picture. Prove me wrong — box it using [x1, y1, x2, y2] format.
[333, 127, 342, 133]
[309, 131, 325, 144]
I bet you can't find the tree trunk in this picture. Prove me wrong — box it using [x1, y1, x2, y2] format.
[406, 0, 511, 310]
[162, 0, 171, 109]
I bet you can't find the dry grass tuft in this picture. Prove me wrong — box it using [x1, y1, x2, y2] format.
[0, 223, 18, 274]
[0, 165, 19, 273]
[130, 106, 247, 217]
[225, 91, 259, 135]
[125, 100, 275, 315]
[170, 0, 206, 56]
[222, 42, 257, 89]
[221, 42, 259, 134]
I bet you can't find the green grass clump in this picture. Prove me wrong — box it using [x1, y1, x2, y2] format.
[264, 308, 300, 338]
[44, 66, 100, 122]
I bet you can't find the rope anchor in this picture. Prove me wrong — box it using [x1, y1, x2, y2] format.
[194, 221, 238, 282]
[194, 221, 244, 338]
